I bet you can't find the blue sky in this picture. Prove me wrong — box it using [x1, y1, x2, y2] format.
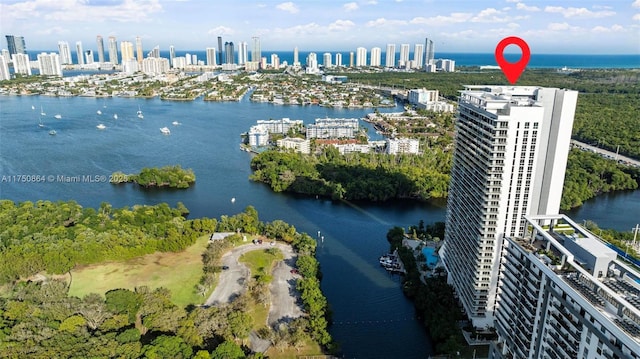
[1, 0, 639, 54]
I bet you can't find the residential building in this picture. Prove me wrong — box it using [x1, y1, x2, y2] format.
[57, 41, 72, 65]
[306, 118, 359, 139]
[11, 53, 31, 75]
[238, 41, 248, 65]
[136, 36, 143, 63]
[5, 35, 27, 56]
[491, 214, 640, 359]
[75, 41, 84, 65]
[224, 42, 234, 64]
[437, 59, 455, 72]
[206, 47, 217, 67]
[84, 50, 94, 64]
[141, 57, 169, 75]
[349, 52, 354, 67]
[334, 143, 371, 154]
[271, 54, 280, 69]
[387, 138, 420, 154]
[425, 37, 434, 65]
[120, 41, 134, 62]
[399, 44, 410, 68]
[107, 36, 118, 64]
[257, 118, 303, 134]
[276, 137, 311, 154]
[305, 52, 318, 73]
[386, 44, 396, 68]
[248, 124, 269, 147]
[0, 55, 10, 80]
[96, 35, 105, 63]
[335, 53, 342, 67]
[370, 47, 381, 67]
[37, 52, 62, 76]
[148, 46, 160, 58]
[440, 85, 578, 328]
[408, 89, 439, 105]
[169, 45, 176, 67]
[293, 46, 300, 67]
[217, 36, 223, 65]
[323, 52, 332, 68]
[356, 47, 367, 67]
[252, 37, 261, 63]
[413, 43, 424, 69]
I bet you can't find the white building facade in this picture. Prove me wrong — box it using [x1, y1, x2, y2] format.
[248, 124, 269, 147]
[276, 137, 310, 154]
[257, 118, 303, 134]
[386, 138, 420, 154]
[37, 52, 63, 76]
[440, 85, 578, 328]
[306, 118, 359, 139]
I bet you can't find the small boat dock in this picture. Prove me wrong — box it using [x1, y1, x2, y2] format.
[379, 249, 406, 274]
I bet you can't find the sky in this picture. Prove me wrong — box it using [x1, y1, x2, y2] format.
[1, 0, 639, 54]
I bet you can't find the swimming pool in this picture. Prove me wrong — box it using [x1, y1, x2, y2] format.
[422, 247, 439, 267]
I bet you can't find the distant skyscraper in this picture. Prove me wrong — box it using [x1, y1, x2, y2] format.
[5, 35, 27, 56]
[0, 55, 10, 80]
[169, 45, 175, 67]
[148, 46, 160, 58]
[349, 52, 354, 67]
[85, 50, 94, 64]
[11, 53, 31, 75]
[107, 36, 118, 64]
[355, 47, 367, 67]
[305, 52, 317, 71]
[293, 47, 300, 67]
[440, 85, 578, 328]
[76, 41, 84, 65]
[399, 44, 410, 67]
[335, 53, 342, 67]
[136, 36, 143, 63]
[252, 37, 261, 63]
[270, 53, 279, 69]
[37, 52, 62, 76]
[217, 36, 223, 65]
[238, 41, 248, 65]
[96, 35, 105, 63]
[323, 52, 332, 68]
[57, 41, 72, 65]
[413, 44, 424, 69]
[224, 42, 234, 64]
[120, 41, 134, 62]
[385, 44, 396, 68]
[370, 47, 381, 67]
[206, 47, 216, 66]
[425, 37, 434, 66]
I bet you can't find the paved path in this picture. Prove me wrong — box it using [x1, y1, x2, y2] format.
[571, 139, 640, 167]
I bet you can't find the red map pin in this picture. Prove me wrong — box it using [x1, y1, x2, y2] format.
[495, 36, 530, 84]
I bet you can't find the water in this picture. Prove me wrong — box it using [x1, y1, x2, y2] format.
[564, 190, 640, 232]
[1, 94, 637, 357]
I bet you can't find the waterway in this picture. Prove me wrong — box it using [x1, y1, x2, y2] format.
[0, 94, 637, 358]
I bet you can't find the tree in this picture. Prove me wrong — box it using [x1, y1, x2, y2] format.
[142, 335, 193, 359]
[227, 311, 253, 340]
[210, 340, 245, 359]
[77, 293, 111, 330]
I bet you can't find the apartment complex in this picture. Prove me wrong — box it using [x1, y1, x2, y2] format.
[306, 118, 359, 139]
[256, 118, 303, 135]
[491, 214, 640, 359]
[441, 85, 578, 328]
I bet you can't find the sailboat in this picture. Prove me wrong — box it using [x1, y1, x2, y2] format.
[137, 106, 144, 119]
[31, 105, 35, 110]
[40, 106, 46, 116]
[113, 114, 118, 120]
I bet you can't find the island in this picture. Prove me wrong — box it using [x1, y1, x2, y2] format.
[110, 165, 195, 189]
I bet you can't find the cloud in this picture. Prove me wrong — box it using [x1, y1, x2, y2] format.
[633, 0, 640, 8]
[207, 26, 234, 36]
[328, 19, 355, 31]
[343, 2, 359, 11]
[516, 3, 540, 12]
[471, 8, 522, 23]
[366, 17, 408, 27]
[276, 2, 299, 14]
[547, 22, 582, 31]
[592, 24, 624, 33]
[1, 0, 163, 23]
[36, 26, 69, 36]
[410, 12, 473, 26]
[634, 13, 640, 21]
[544, 6, 615, 18]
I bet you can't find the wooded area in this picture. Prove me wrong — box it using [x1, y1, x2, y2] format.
[111, 165, 196, 188]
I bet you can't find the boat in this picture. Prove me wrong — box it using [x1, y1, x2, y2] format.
[160, 127, 171, 135]
[172, 121, 181, 126]
[48, 130, 57, 135]
[113, 114, 118, 120]
[96, 124, 106, 130]
[40, 106, 46, 116]
[137, 106, 144, 119]
[97, 110, 102, 115]
[31, 105, 35, 110]
[54, 114, 62, 119]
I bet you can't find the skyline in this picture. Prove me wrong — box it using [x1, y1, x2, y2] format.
[1, 1, 639, 55]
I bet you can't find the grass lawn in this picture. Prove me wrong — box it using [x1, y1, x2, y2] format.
[67, 235, 210, 307]
[265, 340, 324, 359]
[239, 248, 284, 281]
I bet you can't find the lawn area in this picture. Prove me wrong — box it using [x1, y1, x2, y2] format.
[67, 235, 210, 307]
[265, 340, 324, 359]
[239, 248, 284, 282]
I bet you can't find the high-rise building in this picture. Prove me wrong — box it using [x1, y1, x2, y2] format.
[252, 37, 261, 63]
[271, 54, 280, 69]
[0, 55, 10, 80]
[440, 85, 578, 328]
[169, 45, 175, 67]
[323, 52, 332, 68]
[11, 53, 31, 75]
[224, 42, 234, 64]
[305, 52, 317, 71]
[75, 41, 84, 65]
[96, 35, 105, 63]
[349, 52, 354, 67]
[217, 36, 223, 65]
[385, 44, 396, 68]
[148, 46, 160, 58]
[413, 44, 424, 69]
[238, 41, 248, 65]
[5, 35, 27, 56]
[136, 36, 143, 63]
[399, 44, 410, 68]
[57, 41, 72, 65]
[84, 50, 94, 64]
[491, 214, 640, 359]
[425, 37, 434, 66]
[206, 47, 216, 66]
[37, 52, 62, 76]
[107, 36, 118, 64]
[355, 47, 367, 67]
[120, 41, 134, 62]
[335, 53, 342, 67]
[370, 47, 381, 67]
[293, 46, 300, 67]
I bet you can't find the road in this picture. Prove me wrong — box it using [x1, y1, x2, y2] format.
[204, 242, 305, 328]
[571, 139, 640, 168]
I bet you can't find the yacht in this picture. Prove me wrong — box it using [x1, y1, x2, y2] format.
[40, 106, 46, 116]
[137, 106, 144, 119]
[113, 114, 118, 120]
[96, 124, 106, 130]
[48, 130, 57, 135]
[160, 127, 171, 135]
[172, 121, 181, 126]
[97, 110, 102, 115]
[54, 114, 62, 119]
